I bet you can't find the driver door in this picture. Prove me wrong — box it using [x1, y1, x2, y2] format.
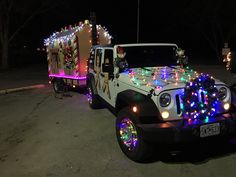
[100, 48, 116, 106]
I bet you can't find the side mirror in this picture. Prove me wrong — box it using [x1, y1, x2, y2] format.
[102, 63, 114, 78]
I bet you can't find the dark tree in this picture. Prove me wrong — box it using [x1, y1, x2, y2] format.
[0, 0, 56, 70]
[160, 0, 236, 62]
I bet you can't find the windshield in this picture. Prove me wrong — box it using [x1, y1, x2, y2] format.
[120, 46, 178, 68]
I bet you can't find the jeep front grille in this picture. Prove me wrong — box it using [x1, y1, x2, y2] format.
[175, 94, 181, 115]
[176, 91, 209, 116]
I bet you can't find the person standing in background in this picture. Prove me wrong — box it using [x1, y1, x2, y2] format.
[222, 43, 230, 65]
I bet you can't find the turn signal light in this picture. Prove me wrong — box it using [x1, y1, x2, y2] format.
[132, 106, 138, 113]
[224, 103, 230, 111]
[162, 111, 169, 119]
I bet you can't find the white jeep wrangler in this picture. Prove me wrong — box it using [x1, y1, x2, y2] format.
[86, 43, 236, 162]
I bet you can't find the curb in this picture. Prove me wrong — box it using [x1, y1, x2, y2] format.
[0, 84, 46, 95]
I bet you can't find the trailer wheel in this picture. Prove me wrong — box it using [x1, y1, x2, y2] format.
[87, 82, 101, 109]
[116, 107, 152, 162]
[53, 79, 64, 93]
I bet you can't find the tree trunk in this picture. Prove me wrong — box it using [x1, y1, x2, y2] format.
[0, 22, 9, 70]
[0, 1, 9, 71]
[1, 40, 9, 70]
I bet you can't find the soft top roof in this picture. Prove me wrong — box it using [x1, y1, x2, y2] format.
[114, 43, 178, 48]
[92, 43, 178, 49]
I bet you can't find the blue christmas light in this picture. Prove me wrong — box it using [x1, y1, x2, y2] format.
[181, 73, 219, 120]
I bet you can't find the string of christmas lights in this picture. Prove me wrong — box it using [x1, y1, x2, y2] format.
[181, 73, 219, 119]
[127, 66, 198, 90]
[44, 22, 112, 46]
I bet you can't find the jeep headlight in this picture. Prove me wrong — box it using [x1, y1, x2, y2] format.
[218, 87, 227, 100]
[159, 93, 171, 107]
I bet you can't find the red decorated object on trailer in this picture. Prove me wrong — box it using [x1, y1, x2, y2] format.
[44, 20, 111, 92]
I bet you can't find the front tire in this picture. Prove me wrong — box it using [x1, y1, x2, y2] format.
[116, 107, 151, 162]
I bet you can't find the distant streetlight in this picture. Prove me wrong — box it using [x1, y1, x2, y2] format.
[137, 0, 140, 43]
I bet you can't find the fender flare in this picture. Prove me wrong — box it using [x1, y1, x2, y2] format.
[116, 90, 162, 124]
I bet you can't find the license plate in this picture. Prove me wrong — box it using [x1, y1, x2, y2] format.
[200, 123, 220, 138]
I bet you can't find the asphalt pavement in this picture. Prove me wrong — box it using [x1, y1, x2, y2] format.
[0, 86, 236, 177]
[0, 65, 48, 94]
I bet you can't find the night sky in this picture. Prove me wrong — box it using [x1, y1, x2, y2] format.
[16, 0, 236, 64]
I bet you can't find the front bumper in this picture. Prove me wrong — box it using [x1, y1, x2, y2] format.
[137, 113, 236, 143]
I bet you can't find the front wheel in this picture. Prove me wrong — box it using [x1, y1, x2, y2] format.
[116, 108, 151, 162]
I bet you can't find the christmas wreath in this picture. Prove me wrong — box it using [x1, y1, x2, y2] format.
[181, 74, 219, 119]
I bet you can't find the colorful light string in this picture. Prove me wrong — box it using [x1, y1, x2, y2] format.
[181, 73, 219, 120]
[44, 23, 112, 46]
[127, 66, 198, 90]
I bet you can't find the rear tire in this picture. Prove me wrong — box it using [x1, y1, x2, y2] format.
[87, 82, 101, 109]
[53, 79, 64, 93]
[116, 107, 152, 162]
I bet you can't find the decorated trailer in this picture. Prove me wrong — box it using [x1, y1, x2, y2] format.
[44, 20, 112, 92]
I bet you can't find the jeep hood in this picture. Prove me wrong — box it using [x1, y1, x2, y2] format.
[119, 66, 225, 94]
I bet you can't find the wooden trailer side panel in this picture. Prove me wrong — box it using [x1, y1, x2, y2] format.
[77, 25, 92, 78]
[76, 25, 111, 78]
